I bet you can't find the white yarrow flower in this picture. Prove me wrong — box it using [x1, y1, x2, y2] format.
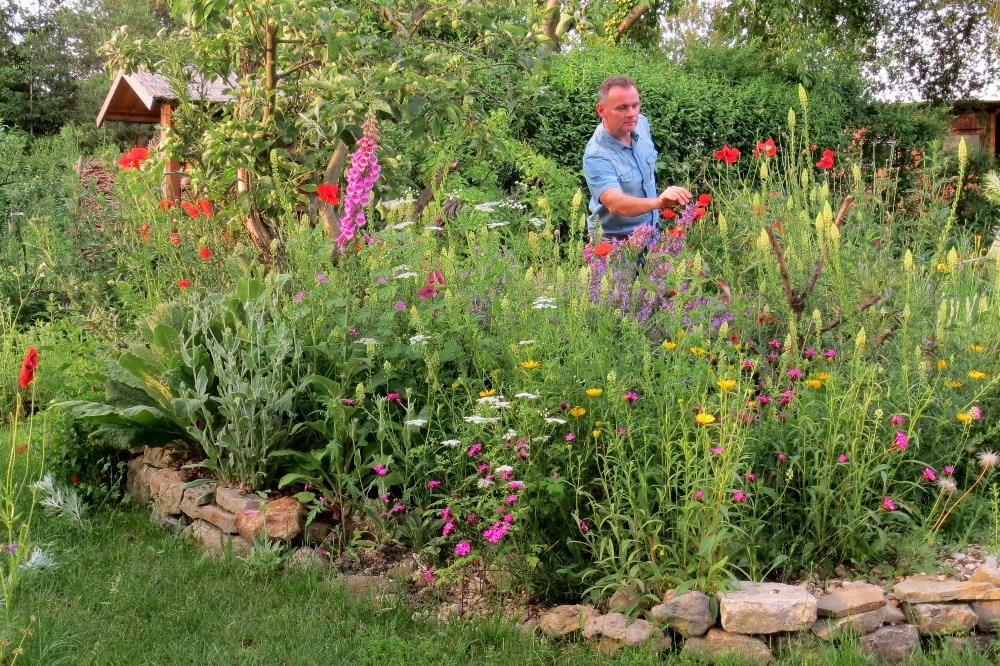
[404, 419, 428, 428]
[440, 439, 462, 448]
[409, 334, 430, 345]
[514, 392, 538, 399]
[464, 415, 500, 425]
[544, 417, 567, 425]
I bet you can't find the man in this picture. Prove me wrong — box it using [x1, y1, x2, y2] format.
[583, 76, 692, 241]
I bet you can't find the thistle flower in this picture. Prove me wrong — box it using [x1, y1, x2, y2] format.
[978, 450, 999, 470]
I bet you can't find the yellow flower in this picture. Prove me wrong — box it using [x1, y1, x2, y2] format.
[968, 370, 987, 380]
[946, 380, 963, 389]
[677, 330, 687, 338]
[957, 412, 973, 424]
[717, 379, 737, 391]
[936, 262, 949, 272]
[805, 379, 823, 389]
[690, 347, 706, 356]
[662, 341, 677, 350]
[695, 413, 716, 425]
[586, 388, 604, 397]
[592, 429, 601, 438]
[937, 359, 948, 369]
[570, 406, 586, 417]
[479, 388, 497, 397]
[815, 372, 830, 381]
[521, 360, 540, 370]
[971, 344, 985, 352]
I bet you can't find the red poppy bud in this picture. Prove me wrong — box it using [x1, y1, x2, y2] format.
[18, 347, 38, 389]
[177, 278, 190, 289]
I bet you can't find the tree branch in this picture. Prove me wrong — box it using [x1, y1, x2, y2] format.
[615, 2, 650, 40]
[765, 226, 802, 317]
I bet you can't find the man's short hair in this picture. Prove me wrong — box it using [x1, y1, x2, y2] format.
[597, 76, 637, 103]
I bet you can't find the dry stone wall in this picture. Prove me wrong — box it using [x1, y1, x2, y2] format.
[129, 447, 1000, 663]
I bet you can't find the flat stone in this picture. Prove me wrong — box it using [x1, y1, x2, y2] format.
[969, 557, 1000, 586]
[893, 576, 1000, 602]
[263, 496, 304, 541]
[234, 508, 265, 541]
[142, 445, 180, 468]
[607, 585, 641, 612]
[858, 625, 920, 663]
[538, 604, 598, 639]
[624, 618, 670, 652]
[903, 602, 978, 636]
[885, 600, 907, 625]
[970, 599, 1000, 631]
[147, 467, 185, 514]
[719, 582, 817, 634]
[198, 503, 237, 534]
[812, 606, 887, 641]
[184, 518, 251, 558]
[816, 581, 886, 617]
[584, 613, 628, 641]
[683, 628, 772, 664]
[650, 590, 714, 637]
[215, 486, 265, 515]
[125, 458, 153, 505]
[179, 483, 217, 517]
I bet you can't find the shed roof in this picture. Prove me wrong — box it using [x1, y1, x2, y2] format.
[96, 69, 237, 127]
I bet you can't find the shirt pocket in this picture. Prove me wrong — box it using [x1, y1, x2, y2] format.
[645, 153, 658, 181]
[617, 167, 641, 185]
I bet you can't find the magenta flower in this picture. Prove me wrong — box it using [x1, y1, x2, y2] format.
[477, 463, 489, 473]
[617, 427, 628, 434]
[373, 464, 388, 476]
[315, 272, 329, 284]
[442, 522, 454, 536]
[823, 349, 837, 359]
[467, 442, 483, 457]
[455, 541, 471, 557]
[838, 454, 849, 463]
[890, 430, 909, 451]
[427, 480, 441, 488]
[294, 290, 305, 304]
[768, 339, 782, 349]
[503, 512, 514, 523]
[337, 115, 381, 251]
[922, 468, 937, 482]
[394, 301, 406, 311]
[777, 453, 786, 463]
[387, 392, 401, 402]
[944, 465, 954, 475]
[803, 348, 817, 357]
[710, 446, 724, 455]
[622, 391, 639, 403]
[578, 519, 590, 533]
[392, 503, 405, 513]
[881, 497, 897, 511]
[508, 481, 524, 490]
[891, 415, 905, 424]
[342, 398, 355, 406]
[693, 490, 704, 501]
[970, 406, 983, 420]
[734, 491, 747, 502]
[506, 494, 518, 504]
[483, 520, 511, 543]
[565, 433, 575, 442]
[786, 368, 802, 379]
[745, 473, 757, 482]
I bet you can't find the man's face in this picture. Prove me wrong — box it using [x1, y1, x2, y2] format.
[596, 85, 641, 140]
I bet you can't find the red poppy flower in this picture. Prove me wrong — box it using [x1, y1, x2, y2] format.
[16, 445, 27, 453]
[697, 193, 712, 207]
[593, 242, 612, 258]
[692, 208, 706, 220]
[713, 144, 740, 165]
[317, 183, 340, 205]
[181, 201, 199, 219]
[117, 147, 149, 170]
[754, 138, 777, 158]
[177, 279, 190, 289]
[169, 231, 181, 246]
[660, 208, 676, 219]
[197, 200, 213, 218]
[816, 149, 835, 169]
[668, 227, 685, 238]
[199, 246, 212, 260]
[159, 199, 174, 210]
[70, 476, 79, 483]
[18, 347, 38, 389]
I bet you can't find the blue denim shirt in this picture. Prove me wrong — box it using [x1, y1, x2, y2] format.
[582, 114, 659, 238]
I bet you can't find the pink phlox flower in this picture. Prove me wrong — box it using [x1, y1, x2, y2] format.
[455, 541, 471, 557]
[804, 348, 817, 357]
[442, 507, 451, 521]
[503, 513, 514, 523]
[768, 339, 782, 349]
[392, 503, 405, 513]
[478, 463, 489, 473]
[506, 494, 518, 504]
[467, 513, 477, 524]
[467, 442, 483, 457]
[622, 391, 639, 402]
[777, 453, 787, 462]
[508, 481, 524, 490]
[823, 349, 837, 358]
[501, 469, 514, 481]
[483, 521, 511, 543]
[424, 570, 435, 583]
[442, 522, 455, 536]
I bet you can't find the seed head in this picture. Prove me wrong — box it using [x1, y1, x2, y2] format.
[978, 449, 999, 470]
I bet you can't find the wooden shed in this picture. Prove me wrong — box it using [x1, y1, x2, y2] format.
[96, 70, 235, 200]
[946, 100, 999, 156]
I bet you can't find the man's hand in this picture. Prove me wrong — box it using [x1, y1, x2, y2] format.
[658, 185, 693, 208]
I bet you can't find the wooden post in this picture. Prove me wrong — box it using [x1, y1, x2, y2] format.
[160, 103, 182, 202]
